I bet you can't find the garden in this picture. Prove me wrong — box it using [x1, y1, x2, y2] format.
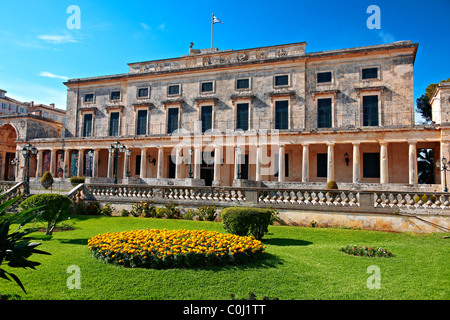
[0, 193, 449, 300]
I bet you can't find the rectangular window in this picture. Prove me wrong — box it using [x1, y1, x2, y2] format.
[275, 100, 289, 129]
[317, 72, 332, 83]
[317, 153, 327, 178]
[318, 98, 332, 128]
[83, 114, 93, 137]
[363, 153, 380, 178]
[110, 91, 121, 100]
[363, 95, 379, 126]
[136, 109, 147, 135]
[201, 82, 213, 93]
[138, 88, 149, 98]
[135, 155, 141, 176]
[274, 154, 289, 177]
[236, 78, 249, 90]
[236, 103, 249, 131]
[168, 85, 180, 96]
[167, 108, 179, 134]
[274, 75, 289, 87]
[201, 105, 213, 133]
[84, 93, 94, 102]
[362, 67, 378, 80]
[109, 112, 120, 136]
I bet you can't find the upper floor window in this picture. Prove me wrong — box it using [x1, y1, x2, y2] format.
[317, 71, 332, 83]
[168, 84, 180, 96]
[83, 113, 93, 137]
[201, 81, 214, 93]
[275, 100, 289, 129]
[274, 74, 289, 87]
[236, 103, 249, 131]
[84, 93, 94, 102]
[318, 98, 332, 128]
[362, 95, 379, 126]
[109, 112, 120, 136]
[236, 78, 250, 90]
[137, 87, 149, 98]
[362, 67, 378, 80]
[136, 109, 147, 135]
[201, 105, 213, 133]
[167, 108, 179, 134]
[110, 91, 121, 101]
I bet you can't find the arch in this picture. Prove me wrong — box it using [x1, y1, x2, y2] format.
[0, 123, 18, 181]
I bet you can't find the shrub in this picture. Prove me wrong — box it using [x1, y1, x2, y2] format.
[76, 201, 101, 215]
[130, 201, 157, 218]
[88, 229, 265, 269]
[326, 180, 338, 190]
[19, 194, 71, 235]
[40, 171, 54, 189]
[340, 244, 393, 258]
[100, 203, 114, 216]
[70, 176, 85, 185]
[197, 204, 217, 221]
[160, 202, 181, 219]
[121, 209, 130, 217]
[182, 209, 197, 220]
[221, 207, 273, 240]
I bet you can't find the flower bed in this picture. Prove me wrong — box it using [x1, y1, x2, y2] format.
[339, 244, 393, 258]
[88, 229, 266, 268]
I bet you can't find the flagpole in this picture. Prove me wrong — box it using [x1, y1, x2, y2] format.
[211, 12, 214, 48]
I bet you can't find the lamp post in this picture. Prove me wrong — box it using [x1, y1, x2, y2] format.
[437, 157, 450, 192]
[188, 148, 193, 178]
[21, 143, 38, 194]
[108, 141, 130, 184]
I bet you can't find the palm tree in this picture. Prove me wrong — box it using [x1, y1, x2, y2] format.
[417, 149, 435, 184]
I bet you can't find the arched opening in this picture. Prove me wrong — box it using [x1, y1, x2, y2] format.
[0, 124, 18, 181]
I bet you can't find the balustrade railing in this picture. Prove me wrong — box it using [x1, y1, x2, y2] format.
[0, 182, 24, 202]
[374, 192, 450, 209]
[257, 188, 360, 206]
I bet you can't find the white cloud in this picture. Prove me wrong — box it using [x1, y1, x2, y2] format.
[140, 22, 151, 30]
[158, 23, 166, 31]
[37, 34, 79, 44]
[377, 31, 395, 44]
[39, 71, 69, 80]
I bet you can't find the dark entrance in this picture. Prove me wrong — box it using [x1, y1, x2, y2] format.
[168, 155, 176, 178]
[201, 151, 214, 186]
[4, 152, 16, 181]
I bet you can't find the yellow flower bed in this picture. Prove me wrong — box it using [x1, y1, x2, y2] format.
[88, 229, 266, 268]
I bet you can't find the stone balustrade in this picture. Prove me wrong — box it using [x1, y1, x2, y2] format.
[374, 192, 450, 210]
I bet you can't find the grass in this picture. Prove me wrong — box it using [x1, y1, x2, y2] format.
[1, 215, 449, 300]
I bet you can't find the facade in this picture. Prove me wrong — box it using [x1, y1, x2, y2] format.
[0, 89, 28, 115]
[9, 40, 450, 192]
[27, 102, 67, 126]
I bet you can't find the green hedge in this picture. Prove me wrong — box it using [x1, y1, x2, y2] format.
[221, 207, 273, 240]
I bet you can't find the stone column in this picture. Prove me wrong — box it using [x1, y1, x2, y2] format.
[408, 141, 418, 185]
[278, 144, 285, 182]
[352, 143, 360, 183]
[327, 143, 334, 182]
[63, 149, 70, 178]
[107, 149, 114, 179]
[255, 145, 261, 182]
[92, 149, 99, 178]
[36, 150, 43, 178]
[440, 141, 450, 191]
[157, 147, 163, 179]
[234, 147, 240, 180]
[380, 142, 388, 184]
[194, 146, 201, 179]
[140, 148, 147, 179]
[213, 146, 221, 184]
[123, 150, 130, 179]
[175, 148, 182, 179]
[302, 144, 309, 183]
[50, 149, 57, 177]
[77, 149, 84, 177]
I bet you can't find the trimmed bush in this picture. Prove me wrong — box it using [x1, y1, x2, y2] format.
[197, 204, 217, 221]
[40, 171, 54, 189]
[326, 180, 338, 190]
[70, 176, 85, 185]
[20, 194, 71, 235]
[221, 207, 273, 240]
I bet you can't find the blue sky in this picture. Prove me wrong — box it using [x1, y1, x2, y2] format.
[0, 0, 449, 121]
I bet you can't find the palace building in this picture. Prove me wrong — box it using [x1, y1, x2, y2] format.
[7, 40, 450, 192]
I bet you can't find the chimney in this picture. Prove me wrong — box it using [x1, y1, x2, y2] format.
[50, 103, 55, 108]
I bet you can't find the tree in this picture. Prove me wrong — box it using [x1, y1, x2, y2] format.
[416, 78, 450, 122]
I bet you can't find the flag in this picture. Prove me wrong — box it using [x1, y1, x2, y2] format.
[213, 15, 223, 24]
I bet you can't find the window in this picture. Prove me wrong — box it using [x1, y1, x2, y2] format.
[109, 112, 120, 136]
[110, 91, 121, 100]
[317, 71, 332, 83]
[236, 78, 250, 90]
[168, 84, 180, 96]
[362, 67, 378, 80]
[167, 108, 179, 134]
[138, 87, 149, 98]
[274, 154, 289, 177]
[363, 95, 379, 126]
[236, 103, 249, 131]
[275, 100, 289, 129]
[201, 81, 214, 93]
[135, 155, 141, 176]
[83, 114, 93, 137]
[318, 98, 332, 128]
[136, 109, 147, 135]
[201, 105, 213, 133]
[84, 93, 94, 102]
[363, 153, 380, 178]
[317, 153, 327, 178]
[274, 75, 289, 87]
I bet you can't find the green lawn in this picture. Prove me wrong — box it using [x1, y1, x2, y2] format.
[1, 215, 449, 300]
